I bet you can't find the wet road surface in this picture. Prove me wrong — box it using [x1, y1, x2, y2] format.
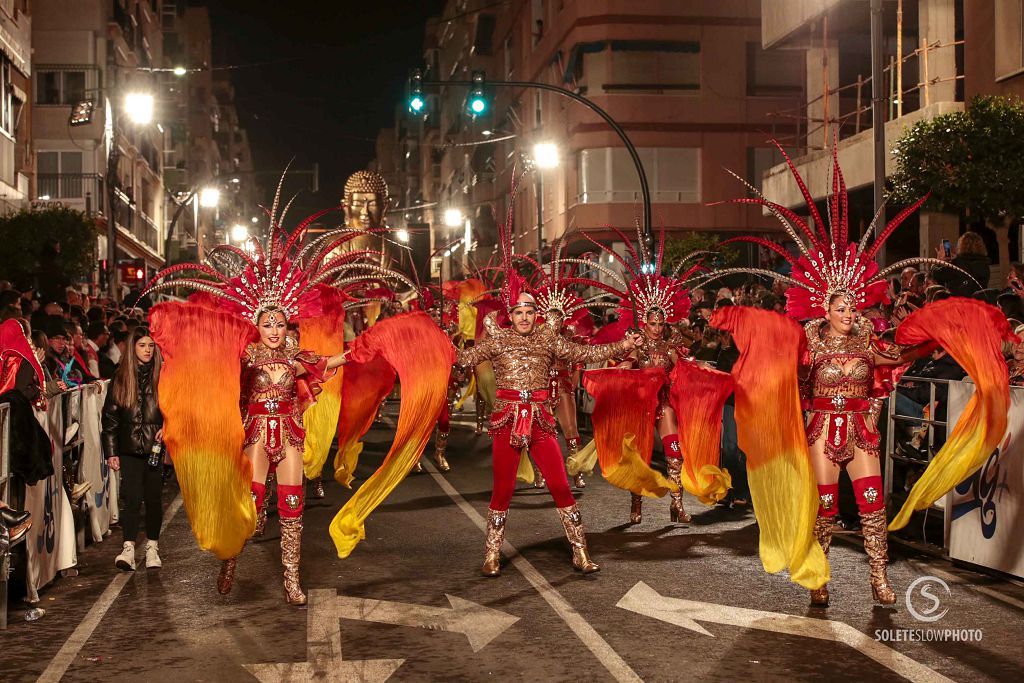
[3, 406, 1024, 682]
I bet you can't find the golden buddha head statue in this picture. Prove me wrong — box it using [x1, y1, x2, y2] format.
[343, 170, 389, 230]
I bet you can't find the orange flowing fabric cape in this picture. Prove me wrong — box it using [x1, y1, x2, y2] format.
[149, 302, 255, 560]
[329, 311, 454, 557]
[333, 354, 396, 487]
[668, 360, 734, 505]
[582, 366, 677, 497]
[300, 286, 348, 480]
[710, 306, 829, 590]
[890, 298, 1014, 529]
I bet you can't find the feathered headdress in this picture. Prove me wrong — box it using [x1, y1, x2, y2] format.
[713, 142, 973, 320]
[554, 223, 703, 325]
[142, 173, 416, 325]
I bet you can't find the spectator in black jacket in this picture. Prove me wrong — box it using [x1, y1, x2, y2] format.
[102, 326, 165, 572]
[932, 231, 991, 296]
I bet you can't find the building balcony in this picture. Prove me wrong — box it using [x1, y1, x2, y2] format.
[36, 173, 104, 212]
[761, 101, 965, 208]
[112, 190, 162, 256]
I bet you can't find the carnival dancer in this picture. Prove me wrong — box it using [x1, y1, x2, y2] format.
[713, 144, 1009, 605]
[141, 179, 441, 605]
[523, 248, 601, 490]
[456, 216, 639, 576]
[555, 229, 703, 525]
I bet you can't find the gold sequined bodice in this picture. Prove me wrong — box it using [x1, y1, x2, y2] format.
[242, 343, 302, 404]
[804, 320, 873, 400]
[636, 337, 675, 371]
[459, 315, 628, 392]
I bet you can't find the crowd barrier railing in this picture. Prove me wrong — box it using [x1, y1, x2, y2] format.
[1, 381, 116, 627]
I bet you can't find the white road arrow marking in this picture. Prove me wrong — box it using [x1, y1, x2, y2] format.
[616, 581, 955, 683]
[325, 590, 520, 653]
[245, 590, 404, 683]
[245, 589, 519, 682]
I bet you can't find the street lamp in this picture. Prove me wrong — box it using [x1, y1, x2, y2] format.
[231, 224, 249, 243]
[173, 65, 188, 77]
[123, 92, 154, 125]
[444, 208, 464, 227]
[199, 186, 221, 208]
[396, 228, 410, 243]
[532, 142, 560, 169]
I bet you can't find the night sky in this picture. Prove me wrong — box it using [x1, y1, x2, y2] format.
[207, 0, 447, 218]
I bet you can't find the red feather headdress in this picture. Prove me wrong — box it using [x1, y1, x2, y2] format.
[713, 141, 974, 320]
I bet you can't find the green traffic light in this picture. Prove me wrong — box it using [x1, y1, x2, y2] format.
[409, 95, 425, 113]
[469, 97, 486, 114]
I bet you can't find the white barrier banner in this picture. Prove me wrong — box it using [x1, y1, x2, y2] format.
[24, 399, 77, 601]
[947, 382, 1024, 578]
[80, 382, 116, 541]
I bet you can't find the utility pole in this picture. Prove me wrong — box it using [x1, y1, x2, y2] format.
[870, 0, 887, 265]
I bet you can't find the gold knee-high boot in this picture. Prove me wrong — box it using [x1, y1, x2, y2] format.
[557, 505, 600, 572]
[810, 515, 833, 606]
[481, 509, 507, 577]
[629, 493, 643, 524]
[279, 516, 307, 605]
[860, 508, 896, 605]
[666, 457, 691, 523]
[567, 437, 585, 489]
[434, 430, 451, 471]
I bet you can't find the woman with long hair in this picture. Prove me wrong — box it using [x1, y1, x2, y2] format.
[102, 326, 165, 571]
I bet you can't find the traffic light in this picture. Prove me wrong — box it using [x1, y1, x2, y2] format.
[408, 69, 426, 115]
[467, 71, 487, 116]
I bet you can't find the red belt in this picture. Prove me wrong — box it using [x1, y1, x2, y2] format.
[810, 397, 870, 413]
[247, 399, 295, 416]
[496, 389, 550, 448]
[496, 388, 550, 403]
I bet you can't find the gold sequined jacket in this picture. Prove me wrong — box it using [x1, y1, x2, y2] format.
[458, 313, 630, 438]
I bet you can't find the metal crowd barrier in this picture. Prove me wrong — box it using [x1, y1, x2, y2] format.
[1, 382, 112, 628]
[884, 375, 952, 546]
[1, 402, 12, 629]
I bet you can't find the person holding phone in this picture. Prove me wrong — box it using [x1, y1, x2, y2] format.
[932, 231, 991, 296]
[102, 326, 166, 571]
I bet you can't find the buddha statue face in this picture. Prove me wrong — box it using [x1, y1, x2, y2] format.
[343, 171, 389, 230]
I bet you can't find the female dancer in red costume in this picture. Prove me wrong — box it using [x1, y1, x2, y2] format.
[717, 146, 992, 605]
[142, 189, 419, 605]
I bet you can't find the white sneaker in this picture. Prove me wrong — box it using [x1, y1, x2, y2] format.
[115, 541, 136, 571]
[145, 541, 162, 569]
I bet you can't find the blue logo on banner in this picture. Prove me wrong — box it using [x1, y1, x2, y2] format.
[952, 433, 1011, 539]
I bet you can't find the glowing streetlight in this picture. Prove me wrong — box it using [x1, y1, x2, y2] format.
[532, 142, 560, 169]
[444, 208, 464, 227]
[251, 216, 259, 224]
[396, 228, 410, 243]
[123, 92, 154, 125]
[199, 186, 221, 208]
[173, 66, 188, 77]
[231, 224, 249, 243]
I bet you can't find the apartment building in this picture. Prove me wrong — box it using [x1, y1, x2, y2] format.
[0, 0, 31, 215]
[384, 0, 804, 275]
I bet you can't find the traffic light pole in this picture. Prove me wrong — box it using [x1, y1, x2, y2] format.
[421, 78, 654, 258]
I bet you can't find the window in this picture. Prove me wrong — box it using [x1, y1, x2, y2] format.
[995, 0, 1024, 79]
[746, 42, 803, 96]
[578, 147, 700, 204]
[575, 41, 700, 94]
[36, 69, 87, 105]
[0, 59, 12, 135]
[37, 151, 85, 198]
[747, 146, 796, 194]
[607, 41, 700, 92]
[504, 35, 514, 79]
